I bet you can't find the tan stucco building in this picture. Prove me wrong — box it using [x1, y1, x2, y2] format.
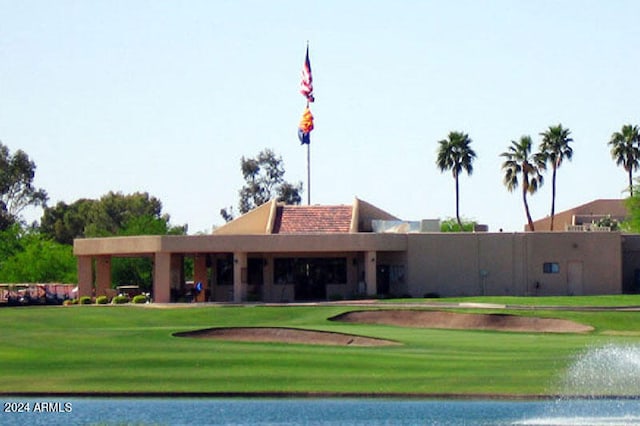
[73, 198, 632, 303]
[526, 199, 628, 231]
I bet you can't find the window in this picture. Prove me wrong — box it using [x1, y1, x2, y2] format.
[216, 255, 234, 285]
[543, 262, 560, 274]
[274, 257, 347, 285]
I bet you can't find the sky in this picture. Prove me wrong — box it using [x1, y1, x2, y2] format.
[1, 0, 640, 234]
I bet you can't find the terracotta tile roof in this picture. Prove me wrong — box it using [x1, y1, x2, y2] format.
[272, 205, 353, 234]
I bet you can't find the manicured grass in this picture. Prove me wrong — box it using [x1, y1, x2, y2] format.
[0, 297, 639, 396]
[410, 294, 640, 307]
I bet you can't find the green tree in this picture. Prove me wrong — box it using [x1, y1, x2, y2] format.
[41, 192, 186, 244]
[608, 124, 640, 197]
[625, 188, 640, 232]
[221, 148, 303, 221]
[0, 223, 25, 262]
[436, 131, 477, 230]
[40, 199, 96, 245]
[0, 230, 76, 283]
[539, 124, 574, 231]
[501, 135, 546, 231]
[84, 191, 180, 237]
[0, 141, 48, 230]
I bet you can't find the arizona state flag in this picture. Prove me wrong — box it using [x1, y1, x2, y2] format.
[300, 45, 314, 103]
[298, 107, 314, 144]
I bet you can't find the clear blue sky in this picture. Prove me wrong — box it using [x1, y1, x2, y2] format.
[2, 0, 639, 233]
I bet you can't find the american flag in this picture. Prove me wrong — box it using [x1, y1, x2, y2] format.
[300, 45, 314, 103]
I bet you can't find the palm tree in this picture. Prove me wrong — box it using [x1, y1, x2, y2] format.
[539, 124, 574, 231]
[436, 131, 477, 230]
[500, 136, 545, 231]
[608, 124, 640, 197]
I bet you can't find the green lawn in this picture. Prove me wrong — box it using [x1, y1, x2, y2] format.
[394, 294, 640, 307]
[0, 297, 639, 397]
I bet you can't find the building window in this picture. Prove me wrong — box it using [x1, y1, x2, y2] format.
[216, 255, 234, 285]
[274, 257, 347, 285]
[543, 262, 560, 274]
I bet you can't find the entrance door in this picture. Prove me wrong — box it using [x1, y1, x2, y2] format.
[293, 260, 327, 301]
[247, 258, 264, 301]
[567, 261, 583, 296]
[377, 265, 390, 296]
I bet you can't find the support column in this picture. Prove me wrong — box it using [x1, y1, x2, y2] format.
[95, 256, 111, 297]
[77, 256, 93, 298]
[263, 255, 273, 302]
[194, 254, 208, 302]
[154, 252, 171, 303]
[170, 254, 184, 295]
[233, 251, 247, 302]
[365, 250, 377, 296]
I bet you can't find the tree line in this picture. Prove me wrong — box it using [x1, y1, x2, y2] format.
[437, 123, 640, 232]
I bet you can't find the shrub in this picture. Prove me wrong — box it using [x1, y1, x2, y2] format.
[440, 217, 476, 232]
[132, 294, 148, 304]
[112, 295, 129, 304]
[246, 292, 260, 302]
[95, 295, 109, 305]
[376, 293, 396, 300]
[328, 293, 344, 301]
[62, 299, 76, 306]
[79, 296, 92, 305]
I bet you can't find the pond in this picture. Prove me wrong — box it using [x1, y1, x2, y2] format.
[2, 397, 640, 425]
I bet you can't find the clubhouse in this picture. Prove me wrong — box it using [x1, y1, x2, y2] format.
[73, 198, 640, 303]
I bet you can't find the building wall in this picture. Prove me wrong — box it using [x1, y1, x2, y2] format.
[405, 232, 622, 297]
[74, 231, 624, 301]
[524, 232, 621, 296]
[478, 233, 525, 296]
[407, 234, 480, 297]
[213, 200, 274, 235]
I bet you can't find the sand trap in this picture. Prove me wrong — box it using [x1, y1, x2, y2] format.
[331, 310, 594, 333]
[174, 310, 592, 347]
[173, 327, 400, 346]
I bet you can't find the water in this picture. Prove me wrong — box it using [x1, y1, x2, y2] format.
[560, 343, 640, 397]
[2, 398, 640, 425]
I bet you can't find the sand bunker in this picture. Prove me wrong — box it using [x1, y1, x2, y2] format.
[173, 327, 399, 346]
[331, 310, 594, 333]
[174, 311, 592, 347]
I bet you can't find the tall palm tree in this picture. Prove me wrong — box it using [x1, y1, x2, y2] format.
[608, 124, 640, 197]
[500, 136, 545, 231]
[436, 131, 477, 230]
[539, 124, 573, 231]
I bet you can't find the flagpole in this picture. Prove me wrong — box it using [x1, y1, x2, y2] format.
[307, 142, 311, 205]
[305, 43, 311, 207]
[299, 41, 314, 206]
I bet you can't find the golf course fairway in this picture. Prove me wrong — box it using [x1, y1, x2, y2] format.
[1, 296, 639, 397]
